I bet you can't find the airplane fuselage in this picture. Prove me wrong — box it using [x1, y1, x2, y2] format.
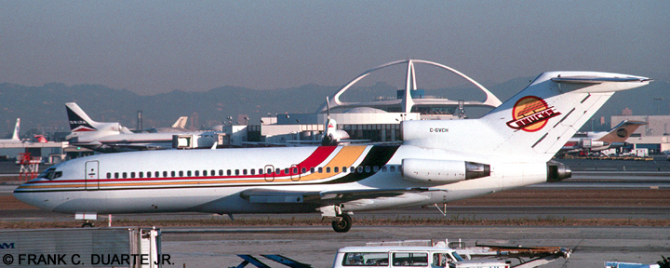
[14, 144, 547, 215]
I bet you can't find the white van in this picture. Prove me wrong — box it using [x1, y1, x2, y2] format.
[333, 246, 509, 268]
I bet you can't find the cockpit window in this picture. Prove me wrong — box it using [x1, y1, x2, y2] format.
[38, 168, 58, 180]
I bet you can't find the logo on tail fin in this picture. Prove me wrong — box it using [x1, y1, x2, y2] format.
[66, 107, 96, 132]
[506, 96, 561, 132]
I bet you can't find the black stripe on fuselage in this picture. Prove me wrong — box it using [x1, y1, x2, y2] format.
[329, 145, 400, 184]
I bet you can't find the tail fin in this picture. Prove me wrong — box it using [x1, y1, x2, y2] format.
[66, 102, 99, 132]
[172, 116, 188, 128]
[597, 120, 646, 143]
[402, 71, 651, 161]
[34, 135, 47, 143]
[321, 118, 350, 146]
[11, 118, 20, 141]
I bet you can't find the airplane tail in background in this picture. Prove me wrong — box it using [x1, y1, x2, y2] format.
[11, 118, 20, 141]
[597, 120, 646, 143]
[65, 103, 123, 139]
[66, 103, 100, 132]
[172, 116, 188, 128]
[402, 71, 652, 161]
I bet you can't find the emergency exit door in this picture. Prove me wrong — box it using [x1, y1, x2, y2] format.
[85, 161, 99, 190]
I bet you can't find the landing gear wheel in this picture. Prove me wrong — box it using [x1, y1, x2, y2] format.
[81, 221, 94, 228]
[331, 214, 352, 233]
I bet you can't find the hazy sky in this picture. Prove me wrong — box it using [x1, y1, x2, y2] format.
[1, 1, 668, 95]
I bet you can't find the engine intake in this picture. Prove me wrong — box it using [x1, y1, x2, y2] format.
[547, 160, 572, 182]
[402, 159, 490, 183]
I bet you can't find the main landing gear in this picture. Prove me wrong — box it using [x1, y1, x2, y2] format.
[331, 214, 352, 233]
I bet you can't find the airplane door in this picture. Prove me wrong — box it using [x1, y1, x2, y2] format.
[290, 164, 301, 181]
[264, 165, 275, 182]
[85, 161, 99, 190]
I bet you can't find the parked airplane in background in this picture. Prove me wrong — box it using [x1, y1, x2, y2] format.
[0, 118, 21, 143]
[65, 103, 216, 152]
[139, 116, 190, 133]
[15, 71, 651, 232]
[34, 135, 48, 143]
[561, 120, 646, 153]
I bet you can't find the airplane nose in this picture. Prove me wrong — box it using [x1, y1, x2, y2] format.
[13, 183, 52, 211]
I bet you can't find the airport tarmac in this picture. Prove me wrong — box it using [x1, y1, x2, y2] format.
[157, 226, 670, 268]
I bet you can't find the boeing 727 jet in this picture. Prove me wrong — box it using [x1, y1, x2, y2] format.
[15, 71, 652, 232]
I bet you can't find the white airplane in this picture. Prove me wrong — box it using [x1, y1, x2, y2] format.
[0, 118, 21, 143]
[140, 116, 190, 133]
[65, 103, 215, 152]
[15, 71, 651, 232]
[561, 120, 646, 153]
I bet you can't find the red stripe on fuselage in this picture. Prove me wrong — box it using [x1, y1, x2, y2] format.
[27, 146, 341, 184]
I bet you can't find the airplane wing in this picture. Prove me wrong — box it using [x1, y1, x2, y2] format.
[106, 143, 166, 150]
[239, 187, 446, 205]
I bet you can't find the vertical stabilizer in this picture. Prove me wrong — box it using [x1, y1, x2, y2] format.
[597, 120, 646, 143]
[480, 72, 651, 160]
[172, 116, 188, 129]
[66, 102, 99, 132]
[11, 118, 20, 141]
[402, 71, 651, 162]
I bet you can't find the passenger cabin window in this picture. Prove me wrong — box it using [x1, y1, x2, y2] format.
[292, 167, 298, 174]
[365, 166, 371, 173]
[139, 172, 144, 178]
[227, 170, 232, 176]
[267, 168, 272, 174]
[219, 170, 223, 176]
[310, 167, 315, 173]
[171, 171, 176, 177]
[146, 172, 151, 178]
[357, 166, 364, 173]
[187, 171, 192, 177]
[326, 167, 331, 173]
[390, 166, 396, 172]
[123, 172, 127, 179]
[301, 167, 306, 173]
[259, 168, 264, 175]
[243, 169, 247, 175]
[131, 172, 136, 178]
[392, 252, 428, 267]
[284, 168, 289, 174]
[334, 167, 339, 173]
[318, 167, 323, 173]
[106, 173, 111, 179]
[114, 172, 119, 179]
[194, 170, 199, 176]
[156, 171, 160, 178]
[350, 167, 355, 173]
[235, 169, 240, 175]
[342, 166, 347, 173]
[250, 169, 255, 175]
[382, 166, 387, 172]
[373, 166, 379, 172]
[342, 252, 389, 266]
[179, 171, 183, 177]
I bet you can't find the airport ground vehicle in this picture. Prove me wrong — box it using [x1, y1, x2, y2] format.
[332, 246, 509, 268]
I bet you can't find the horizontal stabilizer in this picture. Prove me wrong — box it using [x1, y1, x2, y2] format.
[551, 76, 652, 84]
